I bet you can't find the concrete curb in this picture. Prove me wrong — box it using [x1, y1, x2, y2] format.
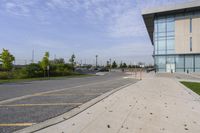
[175, 80, 200, 102]
[14, 83, 135, 133]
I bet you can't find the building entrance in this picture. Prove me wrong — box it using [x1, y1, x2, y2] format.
[166, 64, 175, 73]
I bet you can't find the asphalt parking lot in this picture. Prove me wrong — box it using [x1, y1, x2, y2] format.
[0, 72, 138, 133]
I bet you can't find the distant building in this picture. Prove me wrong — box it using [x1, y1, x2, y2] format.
[142, 1, 200, 73]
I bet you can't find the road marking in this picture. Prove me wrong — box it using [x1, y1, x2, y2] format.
[0, 78, 125, 105]
[12, 83, 135, 133]
[0, 123, 36, 127]
[40, 93, 103, 96]
[0, 103, 82, 107]
[123, 77, 136, 79]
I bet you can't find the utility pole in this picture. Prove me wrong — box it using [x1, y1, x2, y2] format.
[96, 55, 98, 68]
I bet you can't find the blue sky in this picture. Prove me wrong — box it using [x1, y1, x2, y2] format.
[0, 0, 190, 65]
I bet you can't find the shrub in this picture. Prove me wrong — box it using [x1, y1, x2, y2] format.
[13, 68, 28, 79]
[49, 63, 74, 77]
[50, 66, 72, 77]
[0, 71, 10, 79]
[0, 62, 80, 80]
[25, 63, 43, 78]
[12, 64, 44, 79]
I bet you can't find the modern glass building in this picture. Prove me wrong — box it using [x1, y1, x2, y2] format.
[142, 1, 200, 73]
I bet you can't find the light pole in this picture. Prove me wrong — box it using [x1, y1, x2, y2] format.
[109, 58, 112, 72]
[80, 59, 82, 66]
[96, 55, 98, 68]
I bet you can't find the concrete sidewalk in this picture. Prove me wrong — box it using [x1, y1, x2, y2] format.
[36, 75, 200, 133]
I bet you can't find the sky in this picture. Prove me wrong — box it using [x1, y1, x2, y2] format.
[0, 0, 192, 65]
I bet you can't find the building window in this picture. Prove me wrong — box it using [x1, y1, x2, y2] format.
[167, 21, 175, 32]
[158, 23, 166, 33]
[190, 17, 192, 33]
[195, 55, 200, 72]
[167, 39, 175, 54]
[190, 37, 192, 52]
[154, 15, 175, 55]
[176, 56, 184, 71]
[185, 55, 194, 72]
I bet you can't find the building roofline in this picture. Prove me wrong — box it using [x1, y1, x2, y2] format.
[142, 1, 200, 45]
[142, 1, 200, 15]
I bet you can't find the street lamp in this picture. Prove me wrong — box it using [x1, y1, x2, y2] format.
[96, 55, 98, 68]
[109, 58, 112, 72]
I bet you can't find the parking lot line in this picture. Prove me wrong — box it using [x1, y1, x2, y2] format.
[0, 79, 123, 105]
[40, 93, 103, 96]
[0, 123, 36, 127]
[0, 103, 82, 107]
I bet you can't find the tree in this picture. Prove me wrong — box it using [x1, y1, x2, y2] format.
[52, 58, 65, 64]
[128, 65, 133, 68]
[0, 49, 15, 71]
[69, 54, 76, 72]
[112, 61, 118, 68]
[122, 63, 127, 68]
[25, 63, 43, 78]
[40, 52, 50, 77]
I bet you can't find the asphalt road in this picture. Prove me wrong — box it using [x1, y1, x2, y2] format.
[0, 72, 138, 133]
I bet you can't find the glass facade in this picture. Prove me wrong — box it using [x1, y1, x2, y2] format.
[153, 12, 200, 73]
[154, 15, 175, 55]
[155, 55, 200, 73]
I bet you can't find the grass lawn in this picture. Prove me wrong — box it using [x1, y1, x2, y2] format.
[181, 81, 200, 95]
[0, 74, 94, 84]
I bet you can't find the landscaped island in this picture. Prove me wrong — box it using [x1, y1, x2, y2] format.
[181, 81, 200, 95]
[0, 49, 83, 83]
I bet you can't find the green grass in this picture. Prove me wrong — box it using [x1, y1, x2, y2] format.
[0, 74, 94, 84]
[181, 81, 200, 95]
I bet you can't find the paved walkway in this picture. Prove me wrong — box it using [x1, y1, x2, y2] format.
[155, 72, 200, 82]
[36, 74, 200, 133]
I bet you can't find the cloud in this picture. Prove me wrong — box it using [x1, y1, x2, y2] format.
[26, 39, 70, 49]
[57, 0, 144, 38]
[108, 9, 145, 37]
[0, 0, 193, 37]
[1, 1, 35, 16]
[2, 0, 141, 38]
[0, 0, 193, 65]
